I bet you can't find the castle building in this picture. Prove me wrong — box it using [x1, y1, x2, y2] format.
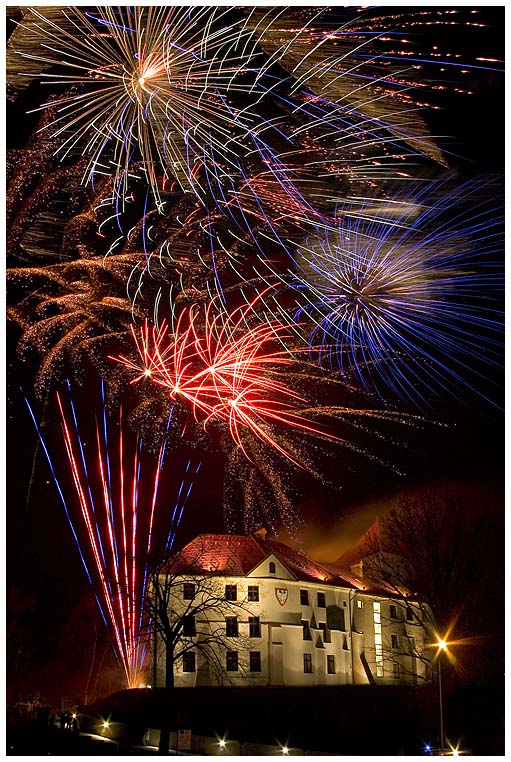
[151, 532, 431, 688]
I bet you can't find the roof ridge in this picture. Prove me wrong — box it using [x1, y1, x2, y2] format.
[250, 533, 270, 552]
[168, 534, 359, 588]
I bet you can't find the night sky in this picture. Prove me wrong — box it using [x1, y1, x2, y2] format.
[6, 6, 504, 706]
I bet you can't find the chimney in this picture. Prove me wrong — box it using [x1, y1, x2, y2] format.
[253, 527, 267, 541]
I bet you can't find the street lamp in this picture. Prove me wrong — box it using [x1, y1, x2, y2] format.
[437, 638, 448, 754]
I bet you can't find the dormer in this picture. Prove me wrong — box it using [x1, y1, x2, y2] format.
[247, 552, 296, 581]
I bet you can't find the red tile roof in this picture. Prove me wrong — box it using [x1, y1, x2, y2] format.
[164, 535, 265, 577]
[162, 534, 356, 588]
[264, 540, 347, 585]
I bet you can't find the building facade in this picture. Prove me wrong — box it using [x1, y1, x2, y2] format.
[151, 533, 431, 689]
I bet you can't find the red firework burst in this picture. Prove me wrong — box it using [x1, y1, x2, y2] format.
[114, 294, 342, 465]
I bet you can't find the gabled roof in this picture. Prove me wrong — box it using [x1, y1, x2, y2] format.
[162, 534, 357, 588]
[263, 539, 351, 586]
[163, 535, 266, 577]
[321, 560, 399, 596]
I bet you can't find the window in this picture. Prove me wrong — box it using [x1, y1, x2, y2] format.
[303, 653, 313, 673]
[183, 583, 195, 600]
[391, 634, 399, 649]
[248, 585, 259, 602]
[302, 620, 312, 641]
[317, 592, 326, 608]
[393, 662, 400, 679]
[225, 584, 237, 601]
[249, 651, 261, 672]
[327, 655, 336, 674]
[226, 651, 238, 671]
[406, 606, 414, 621]
[390, 604, 397, 619]
[300, 589, 309, 606]
[182, 652, 196, 672]
[357, 600, 363, 609]
[408, 636, 416, 654]
[269, 561, 276, 574]
[182, 615, 196, 636]
[226, 617, 239, 637]
[373, 601, 383, 677]
[249, 616, 261, 638]
[318, 622, 331, 643]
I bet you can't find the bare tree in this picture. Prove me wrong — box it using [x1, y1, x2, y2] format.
[359, 485, 503, 681]
[144, 541, 252, 753]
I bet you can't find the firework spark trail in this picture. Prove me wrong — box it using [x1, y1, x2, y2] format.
[12, 7, 289, 204]
[97, 387, 126, 649]
[166, 460, 202, 554]
[57, 390, 130, 681]
[66, 381, 110, 578]
[11, 6, 498, 345]
[138, 434, 167, 635]
[118, 404, 136, 673]
[115, 296, 323, 466]
[131, 438, 143, 663]
[287, 178, 504, 407]
[10, 2, 467, 255]
[9, 8, 503, 534]
[22, 392, 108, 626]
[114, 289, 432, 469]
[23, 383, 202, 687]
[145, 409, 174, 562]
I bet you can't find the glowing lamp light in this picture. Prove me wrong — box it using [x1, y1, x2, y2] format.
[435, 633, 452, 754]
[219, 739, 226, 749]
[282, 746, 289, 755]
[103, 721, 110, 730]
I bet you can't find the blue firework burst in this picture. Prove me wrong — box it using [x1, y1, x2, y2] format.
[291, 177, 504, 408]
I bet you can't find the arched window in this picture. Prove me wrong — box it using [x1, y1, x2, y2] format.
[269, 561, 276, 574]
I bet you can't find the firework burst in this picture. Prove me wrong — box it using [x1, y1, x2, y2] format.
[114, 293, 432, 492]
[290, 178, 504, 407]
[114, 292, 339, 466]
[12, 7, 276, 203]
[7, 7, 503, 544]
[10, 5, 463, 228]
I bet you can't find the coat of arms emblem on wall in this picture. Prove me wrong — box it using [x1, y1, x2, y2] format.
[275, 587, 288, 606]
